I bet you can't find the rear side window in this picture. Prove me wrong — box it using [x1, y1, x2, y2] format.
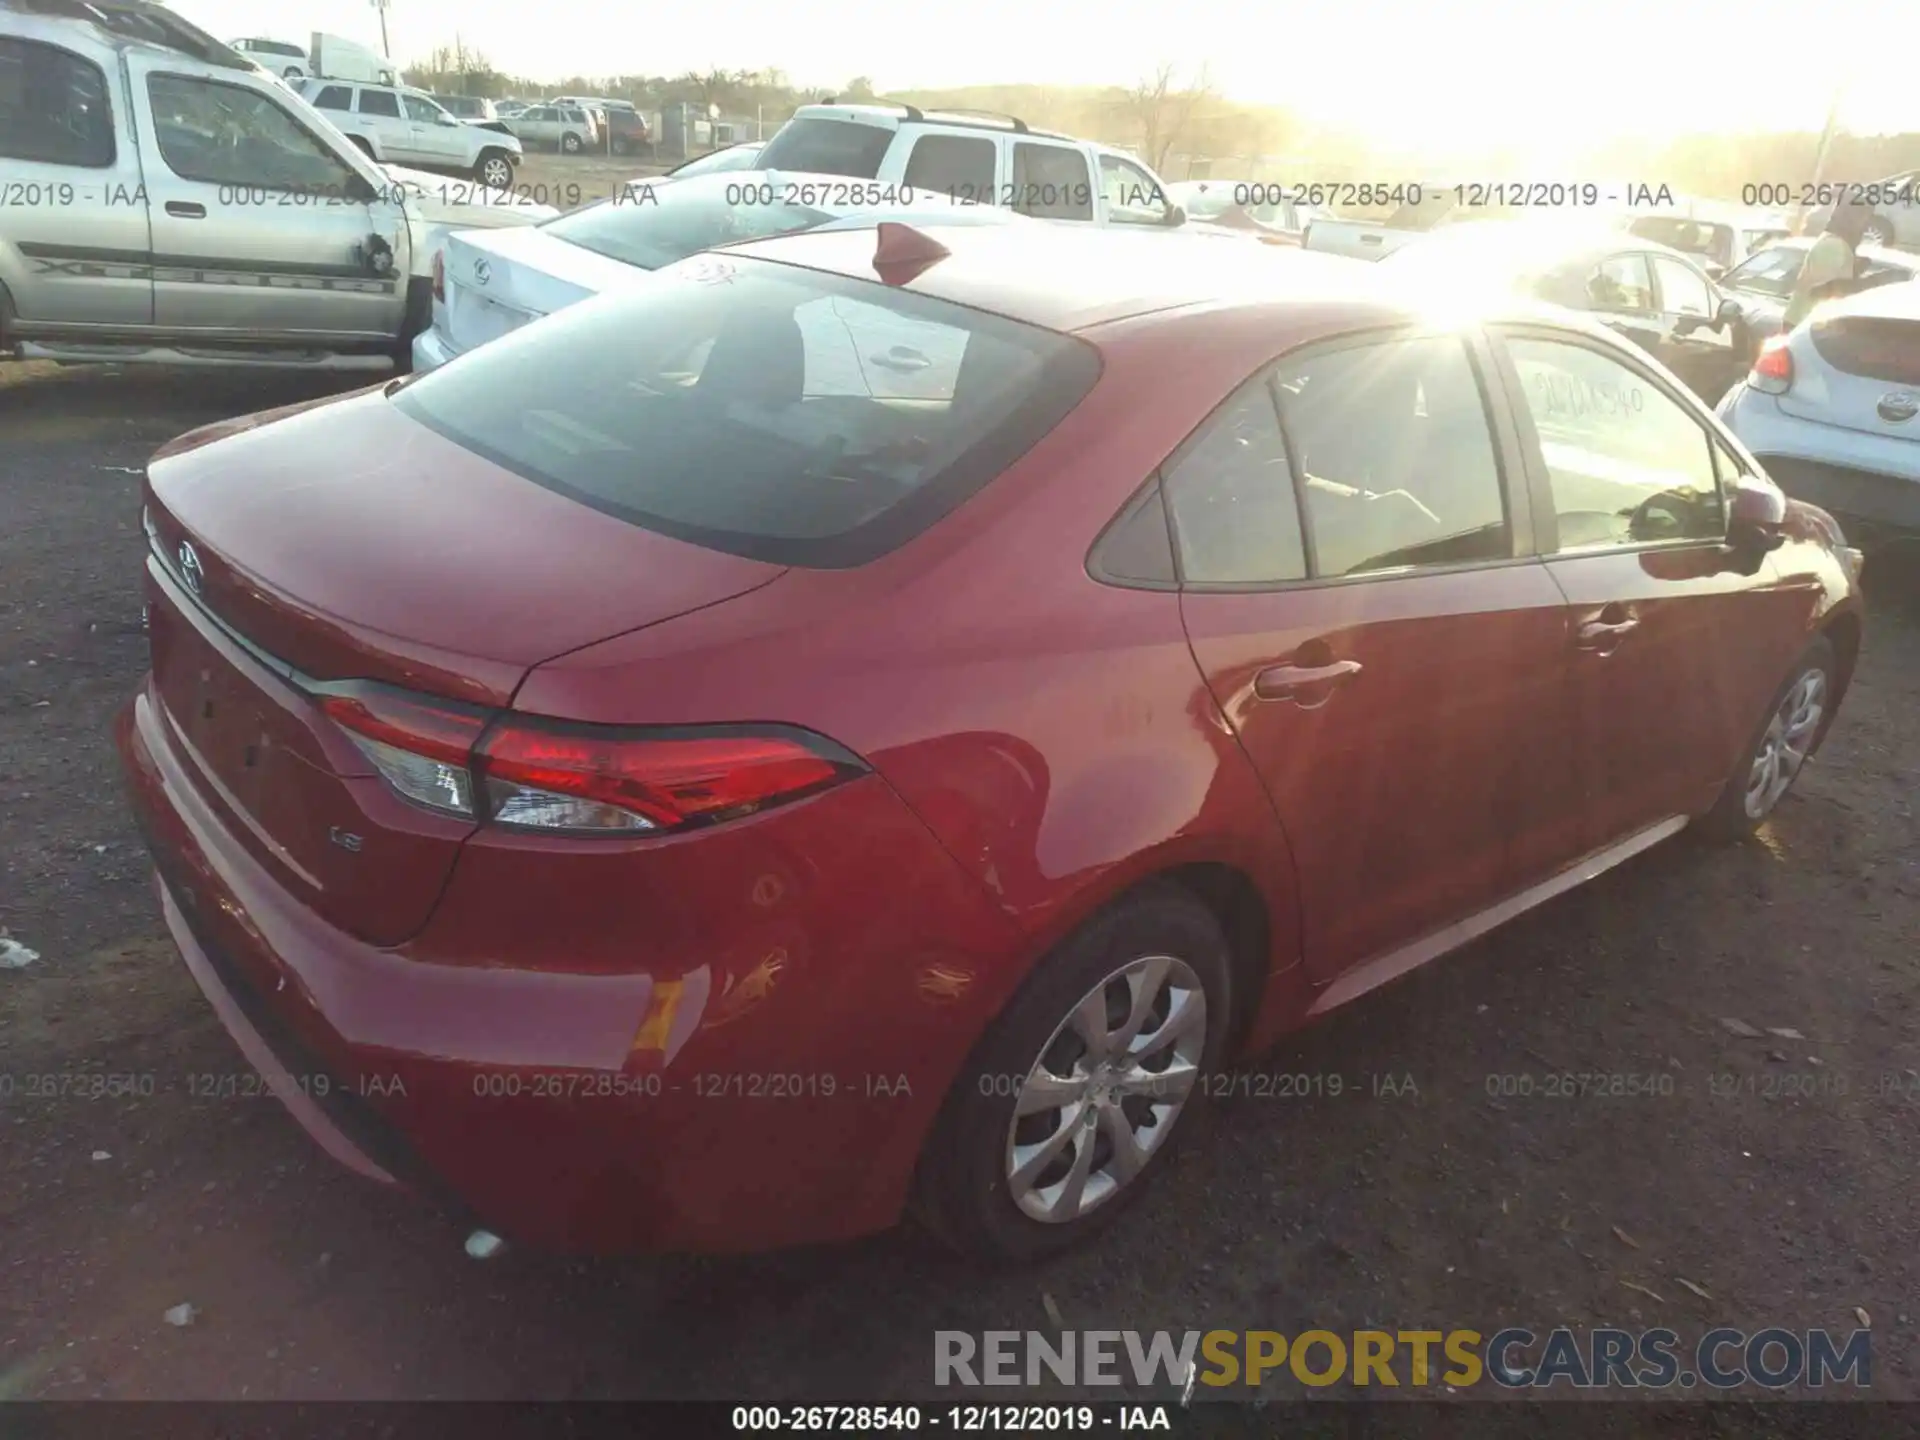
[1588, 253, 1655, 313]
[1164, 380, 1307, 583]
[391, 255, 1101, 567]
[357, 89, 401, 118]
[757, 117, 894, 178]
[904, 134, 996, 201]
[0, 38, 115, 167]
[1275, 337, 1509, 577]
[311, 84, 353, 111]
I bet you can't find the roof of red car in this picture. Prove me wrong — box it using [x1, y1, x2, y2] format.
[719, 221, 1403, 333]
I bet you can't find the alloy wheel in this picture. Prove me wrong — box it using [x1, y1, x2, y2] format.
[1004, 954, 1206, 1224]
[1743, 667, 1827, 819]
[480, 156, 513, 189]
[1859, 222, 1891, 248]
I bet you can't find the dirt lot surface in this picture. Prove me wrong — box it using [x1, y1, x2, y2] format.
[2, 361, 1917, 1406]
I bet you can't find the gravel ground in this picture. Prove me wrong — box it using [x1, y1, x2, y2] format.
[1, 362, 1917, 1406]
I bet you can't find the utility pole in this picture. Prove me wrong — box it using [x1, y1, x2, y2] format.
[371, 0, 392, 58]
[1798, 83, 1843, 233]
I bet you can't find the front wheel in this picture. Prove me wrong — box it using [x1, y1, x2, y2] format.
[560, 132, 582, 155]
[1695, 634, 1836, 841]
[474, 151, 513, 190]
[914, 885, 1232, 1263]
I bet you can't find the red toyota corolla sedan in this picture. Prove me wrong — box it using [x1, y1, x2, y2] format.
[119, 221, 1863, 1262]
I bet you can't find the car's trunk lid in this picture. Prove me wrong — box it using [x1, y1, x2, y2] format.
[438, 227, 642, 356]
[141, 385, 786, 942]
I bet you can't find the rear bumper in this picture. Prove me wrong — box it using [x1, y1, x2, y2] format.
[410, 324, 456, 373]
[116, 678, 1025, 1254]
[1719, 384, 1920, 532]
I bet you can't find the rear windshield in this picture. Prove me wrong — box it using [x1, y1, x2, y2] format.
[539, 178, 831, 270]
[1809, 313, 1920, 385]
[391, 254, 1100, 566]
[757, 118, 894, 178]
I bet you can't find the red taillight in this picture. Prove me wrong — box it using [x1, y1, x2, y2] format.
[1749, 335, 1793, 394]
[321, 688, 488, 818]
[318, 683, 862, 834]
[431, 248, 445, 304]
[479, 726, 852, 833]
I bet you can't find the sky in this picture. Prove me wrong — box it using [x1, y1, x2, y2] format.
[173, 0, 1907, 150]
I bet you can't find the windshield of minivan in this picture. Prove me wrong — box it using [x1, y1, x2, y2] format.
[757, 118, 894, 178]
[391, 254, 1099, 566]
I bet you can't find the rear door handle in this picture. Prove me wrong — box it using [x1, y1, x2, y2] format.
[1254, 658, 1362, 706]
[165, 201, 206, 219]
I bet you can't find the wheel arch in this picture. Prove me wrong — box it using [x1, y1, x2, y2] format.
[1820, 605, 1862, 713]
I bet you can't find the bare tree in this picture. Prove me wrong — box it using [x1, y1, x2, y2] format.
[1125, 63, 1214, 174]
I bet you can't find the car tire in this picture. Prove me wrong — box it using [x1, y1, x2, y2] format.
[561, 132, 582, 155]
[914, 883, 1232, 1264]
[1858, 214, 1897, 249]
[474, 151, 513, 190]
[1695, 634, 1837, 843]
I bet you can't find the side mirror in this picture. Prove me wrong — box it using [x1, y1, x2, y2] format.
[1727, 473, 1788, 554]
[1162, 202, 1186, 228]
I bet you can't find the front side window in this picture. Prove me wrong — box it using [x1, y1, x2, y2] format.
[147, 75, 357, 192]
[391, 254, 1100, 566]
[356, 88, 401, 118]
[402, 93, 445, 124]
[1163, 380, 1307, 583]
[0, 38, 115, 167]
[1587, 253, 1655, 313]
[1276, 337, 1508, 577]
[1651, 255, 1713, 317]
[1010, 143, 1093, 221]
[1099, 153, 1170, 225]
[1503, 334, 1723, 550]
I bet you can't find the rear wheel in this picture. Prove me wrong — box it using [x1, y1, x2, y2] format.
[1858, 214, 1897, 249]
[561, 132, 582, 155]
[1696, 635, 1836, 841]
[915, 885, 1232, 1263]
[474, 150, 513, 190]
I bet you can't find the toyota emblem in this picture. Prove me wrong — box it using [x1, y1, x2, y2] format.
[177, 540, 205, 596]
[1877, 390, 1918, 424]
[473, 258, 491, 285]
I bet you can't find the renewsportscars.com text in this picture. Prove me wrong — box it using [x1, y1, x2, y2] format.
[934, 1327, 1871, 1390]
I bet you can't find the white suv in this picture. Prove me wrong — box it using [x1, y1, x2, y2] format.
[298, 78, 522, 188]
[753, 103, 1191, 231]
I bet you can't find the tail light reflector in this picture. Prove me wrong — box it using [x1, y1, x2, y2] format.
[318, 683, 864, 835]
[321, 689, 486, 818]
[1748, 335, 1793, 394]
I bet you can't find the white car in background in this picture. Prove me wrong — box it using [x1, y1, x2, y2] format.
[412, 171, 1028, 372]
[1718, 280, 1920, 543]
[228, 36, 307, 79]
[297, 78, 524, 188]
